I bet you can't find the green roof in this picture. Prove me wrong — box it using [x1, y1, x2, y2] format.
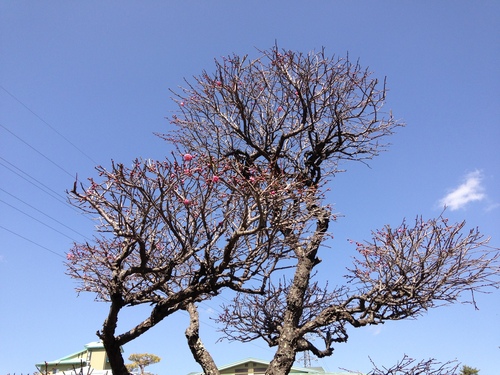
[84, 341, 105, 349]
[189, 358, 358, 375]
[35, 341, 105, 368]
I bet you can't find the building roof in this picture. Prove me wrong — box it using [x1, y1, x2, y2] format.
[85, 341, 106, 349]
[35, 341, 105, 367]
[219, 358, 323, 373]
[36, 350, 87, 367]
[189, 357, 359, 375]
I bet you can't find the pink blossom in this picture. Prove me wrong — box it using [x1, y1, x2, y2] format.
[212, 176, 220, 183]
[183, 199, 191, 206]
[180, 102, 185, 106]
[183, 154, 194, 162]
[277, 106, 283, 112]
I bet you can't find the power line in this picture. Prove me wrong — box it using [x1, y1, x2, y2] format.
[0, 198, 80, 242]
[0, 85, 98, 165]
[0, 156, 70, 204]
[0, 156, 97, 233]
[0, 187, 92, 241]
[0, 122, 76, 178]
[0, 224, 64, 258]
[0, 156, 93, 220]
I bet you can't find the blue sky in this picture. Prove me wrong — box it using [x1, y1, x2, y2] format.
[1, 2, 499, 374]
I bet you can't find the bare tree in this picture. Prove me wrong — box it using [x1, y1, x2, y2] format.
[217, 216, 496, 364]
[66, 154, 306, 374]
[166, 46, 500, 375]
[362, 355, 460, 375]
[68, 45, 499, 375]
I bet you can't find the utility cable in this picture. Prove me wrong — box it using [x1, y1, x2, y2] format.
[0, 224, 64, 258]
[0, 156, 71, 205]
[0, 156, 94, 222]
[0, 85, 99, 165]
[0, 187, 92, 241]
[0, 122, 76, 179]
[0, 198, 80, 242]
[0, 156, 94, 221]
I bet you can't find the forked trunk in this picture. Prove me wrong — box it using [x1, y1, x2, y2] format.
[102, 336, 129, 375]
[100, 298, 129, 375]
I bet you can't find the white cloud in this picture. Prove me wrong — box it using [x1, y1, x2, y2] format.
[439, 170, 486, 211]
[485, 202, 500, 212]
[368, 325, 383, 336]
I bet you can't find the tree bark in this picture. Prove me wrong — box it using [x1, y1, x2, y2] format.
[102, 337, 129, 375]
[99, 298, 130, 375]
[185, 303, 220, 375]
[266, 207, 329, 375]
[265, 254, 321, 375]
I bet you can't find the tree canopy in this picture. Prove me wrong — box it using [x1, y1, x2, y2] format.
[459, 365, 479, 375]
[67, 46, 499, 375]
[126, 353, 161, 375]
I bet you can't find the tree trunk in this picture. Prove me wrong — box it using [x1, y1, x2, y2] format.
[265, 332, 298, 375]
[265, 256, 317, 375]
[267, 208, 328, 375]
[99, 298, 130, 375]
[102, 337, 129, 375]
[184, 303, 220, 375]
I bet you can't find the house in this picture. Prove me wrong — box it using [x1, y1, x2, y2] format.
[187, 358, 360, 375]
[35, 341, 112, 375]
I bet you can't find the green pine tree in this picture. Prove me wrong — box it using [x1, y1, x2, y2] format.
[459, 365, 479, 375]
[125, 353, 161, 375]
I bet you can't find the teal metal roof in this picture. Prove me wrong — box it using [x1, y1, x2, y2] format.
[35, 341, 104, 368]
[189, 357, 357, 375]
[35, 350, 86, 367]
[84, 341, 105, 349]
